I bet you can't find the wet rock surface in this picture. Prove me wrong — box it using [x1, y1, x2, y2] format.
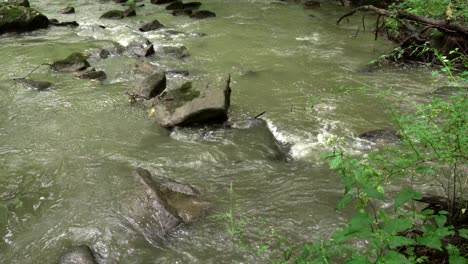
[0, 3, 49, 34]
[60, 6, 75, 14]
[189, 10, 216, 19]
[152, 75, 231, 128]
[132, 70, 167, 99]
[14, 78, 52, 91]
[73, 67, 107, 80]
[359, 128, 401, 143]
[51, 53, 90, 72]
[58, 245, 97, 264]
[122, 168, 207, 244]
[139, 19, 164, 32]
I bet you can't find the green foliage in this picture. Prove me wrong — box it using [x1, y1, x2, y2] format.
[281, 50, 468, 263]
[127, 0, 137, 9]
[212, 182, 248, 243]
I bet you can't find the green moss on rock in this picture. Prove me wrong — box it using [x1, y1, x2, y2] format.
[0, 4, 49, 34]
[166, 82, 201, 111]
[100, 10, 124, 19]
[51, 52, 90, 72]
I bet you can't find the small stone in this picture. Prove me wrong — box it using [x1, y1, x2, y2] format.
[189, 10, 216, 19]
[60, 6, 75, 14]
[139, 19, 164, 32]
[100, 10, 124, 19]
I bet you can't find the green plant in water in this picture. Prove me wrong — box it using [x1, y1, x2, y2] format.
[212, 182, 247, 243]
[127, 0, 136, 9]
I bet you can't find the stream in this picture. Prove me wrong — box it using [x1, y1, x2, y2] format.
[0, 0, 440, 263]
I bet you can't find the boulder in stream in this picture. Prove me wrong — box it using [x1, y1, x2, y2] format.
[0, 3, 49, 34]
[152, 75, 231, 128]
[359, 128, 401, 144]
[139, 19, 164, 32]
[189, 10, 216, 19]
[49, 19, 79, 28]
[165, 0, 184, 10]
[4, 0, 29, 7]
[58, 245, 97, 264]
[73, 67, 107, 81]
[122, 168, 207, 244]
[51, 53, 90, 72]
[100, 8, 136, 19]
[132, 70, 167, 99]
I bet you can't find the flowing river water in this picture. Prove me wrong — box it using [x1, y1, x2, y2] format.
[0, 0, 440, 263]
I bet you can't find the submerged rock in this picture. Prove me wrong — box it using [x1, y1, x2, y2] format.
[73, 67, 107, 80]
[0, 3, 49, 34]
[60, 6, 75, 14]
[171, 9, 192, 16]
[183, 2, 202, 10]
[100, 10, 124, 19]
[303, 0, 321, 9]
[189, 10, 216, 19]
[51, 53, 90, 72]
[231, 118, 293, 162]
[14, 78, 52, 91]
[58, 245, 97, 264]
[133, 70, 167, 99]
[127, 40, 155, 57]
[359, 128, 401, 143]
[139, 19, 164, 32]
[152, 75, 231, 128]
[165, 0, 184, 10]
[161, 45, 190, 59]
[123, 168, 207, 244]
[49, 19, 79, 27]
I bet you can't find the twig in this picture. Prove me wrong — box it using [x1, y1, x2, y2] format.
[254, 111, 266, 119]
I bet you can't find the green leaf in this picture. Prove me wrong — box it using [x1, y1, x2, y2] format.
[337, 194, 354, 210]
[382, 251, 410, 264]
[362, 185, 385, 200]
[283, 248, 292, 261]
[449, 255, 467, 264]
[458, 229, 468, 239]
[387, 235, 415, 249]
[384, 218, 413, 234]
[257, 245, 269, 255]
[447, 244, 467, 264]
[345, 255, 373, 264]
[417, 232, 443, 250]
[330, 155, 342, 170]
[394, 189, 422, 209]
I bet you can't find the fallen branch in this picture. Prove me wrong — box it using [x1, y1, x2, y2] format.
[337, 5, 468, 38]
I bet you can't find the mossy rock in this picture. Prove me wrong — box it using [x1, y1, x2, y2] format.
[51, 52, 90, 72]
[153, 75, 231, 128]
[0, 4, 49, 34]
[165, 82, 201, 111]
[100, 10, 124, 19]
[4, 0, 29, 7]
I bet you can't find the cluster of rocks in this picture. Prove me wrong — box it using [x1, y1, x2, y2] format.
[51, 52, 107, 81]
[151, 0, 216, 19]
